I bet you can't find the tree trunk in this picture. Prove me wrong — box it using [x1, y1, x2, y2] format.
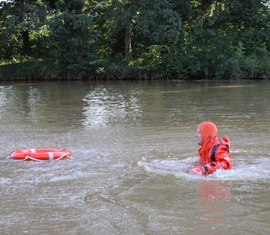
[22, 30, 30, 55]
[125, 26, 132, 59]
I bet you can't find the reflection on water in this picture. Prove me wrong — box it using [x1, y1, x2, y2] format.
[82, 87, 142, 127]
[1, 80, 270, 234]
[196, 180, 233, 235]
[26, 86, 44, 123]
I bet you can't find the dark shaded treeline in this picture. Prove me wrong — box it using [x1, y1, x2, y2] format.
[0, 0, 270, 80]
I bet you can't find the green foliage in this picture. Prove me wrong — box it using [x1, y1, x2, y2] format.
[109, 0, 184, 58]
[168, 0, 270, 79]
[0, 0, 270, 79]
[0, 0, 50, 60]
[45, 12, 97, 75]
[0, 59, 59, 80]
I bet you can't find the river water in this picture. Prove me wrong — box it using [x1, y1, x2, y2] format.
[1, 80, 270, 234]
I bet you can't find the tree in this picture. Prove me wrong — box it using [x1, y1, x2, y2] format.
[179, 0, 270, 79]
[101, 0, 185, 60]
[1, 0, 269, 79]
[45, 11, 97, 75]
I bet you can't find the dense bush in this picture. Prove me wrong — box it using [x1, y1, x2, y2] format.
[0, 0, 269, 80]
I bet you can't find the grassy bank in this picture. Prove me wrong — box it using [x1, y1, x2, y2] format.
[0, 58, 269, 81]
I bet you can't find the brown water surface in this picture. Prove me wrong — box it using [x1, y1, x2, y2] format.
[1, 80, 270, 234]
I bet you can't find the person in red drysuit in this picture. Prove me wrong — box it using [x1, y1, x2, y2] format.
[189, 122, 232, 175]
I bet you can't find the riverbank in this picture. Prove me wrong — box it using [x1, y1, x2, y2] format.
[0, 59, 269, 81]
